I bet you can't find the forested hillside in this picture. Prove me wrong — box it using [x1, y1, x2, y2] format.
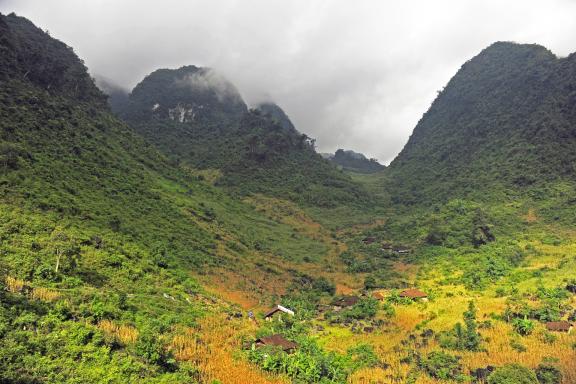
[385, 42, 576, 207]
[116, 65, 374, 213]
[0, 13, 359, 382]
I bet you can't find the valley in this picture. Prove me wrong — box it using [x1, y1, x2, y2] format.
[1, 10, 576, 384]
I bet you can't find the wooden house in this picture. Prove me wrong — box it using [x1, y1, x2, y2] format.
[399, 289, 428, 301]
[331, 295, 360, 311]
[546, 321, 572, 333]
[255, 334, 298, 352]
[264, 305, 295, 321]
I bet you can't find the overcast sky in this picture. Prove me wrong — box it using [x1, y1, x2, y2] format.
[2, 0, 576, 163]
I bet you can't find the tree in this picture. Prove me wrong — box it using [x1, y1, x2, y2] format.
[488, 364, 538, 384]
[462, 301, 482, 351]
[440, 301, 482, 351]
[512, 317, 535, 336]
[471, 208, 495, 247]
[49, 227, 79, 274]
[135, 330, 175, 370]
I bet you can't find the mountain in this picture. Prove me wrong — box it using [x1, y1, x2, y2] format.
[121, 65, 247, 125]
[254, 101, 297, 132]
[323, 149, 385, 173]
[385, 42, 576, 206]
[0, 13, 356, 382]
[116, 65, 374, 213]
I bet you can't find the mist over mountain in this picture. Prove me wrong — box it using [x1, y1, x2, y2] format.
[116, 65, 373, 210]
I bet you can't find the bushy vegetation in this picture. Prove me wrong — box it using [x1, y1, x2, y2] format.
[439, 301, 482, 351]
[420, 351, 465, 381]
[488, 364, 538, 384]
[536, 363, 562, 384]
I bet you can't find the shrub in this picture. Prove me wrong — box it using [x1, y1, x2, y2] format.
[347, 344, 379, 369]
[439, 301, 482, 351]
[512, 317, 535, 336]
[535, 363, 562, 384]
[247, 338, 353, 383]
[342, 297, 379, 320]
[135, 330, 176, 370]
[488, 364, 538, 384]
[420, 351, 463, 381]
[539, 331, 557, 345]
[510, 340, 527, 353]
[311, 276, 336, 295]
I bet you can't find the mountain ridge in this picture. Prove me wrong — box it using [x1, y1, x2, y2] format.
[115, 65, 376, 214]
[385, 41, 576, 205]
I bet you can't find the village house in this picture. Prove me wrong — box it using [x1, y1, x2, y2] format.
[255, 334, 298, 353]
[331, 295, 360, 311]
[399, 288, 428, 301]
[381, 242, 393, 250]
[546, 321, 573, 333]
[371, 292, 385, 300]
[264, 305, 295, 321]
[362, 236, 376, 245]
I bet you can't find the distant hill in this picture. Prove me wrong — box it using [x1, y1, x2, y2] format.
[116, 66, 374, 210]
[385, 42, 576, 206]
[323, 149, 385, 173]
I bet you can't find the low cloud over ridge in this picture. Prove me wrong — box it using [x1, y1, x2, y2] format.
[2, 0, 576, 163]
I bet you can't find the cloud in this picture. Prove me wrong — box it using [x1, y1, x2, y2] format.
[2, 0, 576, 163]
[174, 69, 244, 104]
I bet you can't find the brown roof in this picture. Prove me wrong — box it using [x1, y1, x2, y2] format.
[332, 295, 360, 307]
[255, 334, 297, 351]
[372, 292, 385, 300]
[399, 289, 428, 298]
[362, 237, 376, 244]
[546, 321, 572, 332]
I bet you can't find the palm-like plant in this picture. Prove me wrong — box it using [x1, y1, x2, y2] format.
[512, 316, 535, 336]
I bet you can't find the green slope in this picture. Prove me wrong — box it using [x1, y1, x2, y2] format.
[384, 42, 576, 207]
[116, 65, 375, 218]
[0, 13, 343, 382]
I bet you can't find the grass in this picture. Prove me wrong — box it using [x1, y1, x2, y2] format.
[170, 315, 289, 384]
[304, 221, 576, 383]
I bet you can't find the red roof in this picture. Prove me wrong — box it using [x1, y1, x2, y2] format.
[255, 334, 297, 351]
[399, 289, 428, 298]
[546, 321, 572, 332]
